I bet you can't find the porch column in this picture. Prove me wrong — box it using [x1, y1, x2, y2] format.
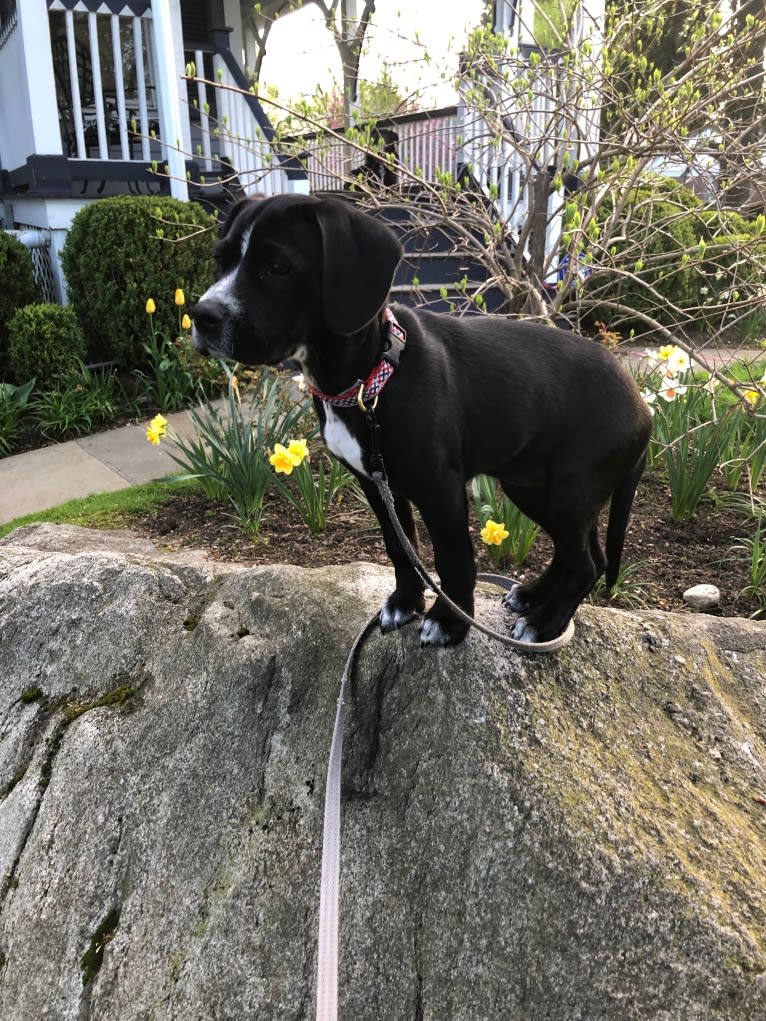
[18, 0, 62, 155]
[151, 0, 188, 200]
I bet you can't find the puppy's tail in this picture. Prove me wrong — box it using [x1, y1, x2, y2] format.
[604, 448, 648, 589]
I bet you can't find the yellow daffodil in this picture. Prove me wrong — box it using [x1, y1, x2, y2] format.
[744, 389, 760, 408]
[181, 313, 192, 330]
[146, 298, 156, 315]
[287, 438, 309, 465]
[145, 413, 168, 446]
[480, 519, 509, 547]
[269, 443, 298, 475]
[175, 288, 185, 306]
[270, 438, 310, 474]
[658, 344, 675, 362]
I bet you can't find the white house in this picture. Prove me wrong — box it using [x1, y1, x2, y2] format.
[0, 0, 604, 303]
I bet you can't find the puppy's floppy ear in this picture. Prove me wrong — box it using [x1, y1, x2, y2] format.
[217, 195, 250, 236]
[312, 199, 403, 335]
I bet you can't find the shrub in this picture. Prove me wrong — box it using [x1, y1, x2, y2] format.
[61, 196, 217, 367]
[7, 304, 85, 387]
[697, 208, 766, 339]
[0, 233, 40, 377]
[585, 179, 702, 331]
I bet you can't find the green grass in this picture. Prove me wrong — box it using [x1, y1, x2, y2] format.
[0, 476, 197, 540]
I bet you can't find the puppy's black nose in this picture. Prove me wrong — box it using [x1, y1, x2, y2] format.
[191, 299, 227, 331]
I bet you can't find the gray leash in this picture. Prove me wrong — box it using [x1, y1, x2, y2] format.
[315, 470, 575, 1020]
[316, 610, 380, 1021]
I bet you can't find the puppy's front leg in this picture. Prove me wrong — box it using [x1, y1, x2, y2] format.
[358, 478, 426, 632]
[417, 484, 476, 647]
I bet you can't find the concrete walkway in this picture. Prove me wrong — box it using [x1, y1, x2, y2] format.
[0, 408, 202, 526]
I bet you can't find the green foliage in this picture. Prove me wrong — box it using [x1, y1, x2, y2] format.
[729, 520, 766, 616]
[136, 291, 225, 413]
[651, 385, 736, 521]
[588, 560, 649, 608]
[7, 304, 85, 388]
[0, 234, 40, 376]
[471, 474, 541, 568]
[60, 196, 217, 367]
[136, 326, 198, 413]
[273, 450, 356, 533]
[718, 403, 766, 494]
[31, 364, 119, 441]
[167, 367, 314, 535]
[0, 379, 35, 456]
[588, 181, 701, 329]
[696, 209, 766, 339]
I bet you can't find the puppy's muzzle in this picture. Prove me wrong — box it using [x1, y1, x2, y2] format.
[191, 299, 228, 355]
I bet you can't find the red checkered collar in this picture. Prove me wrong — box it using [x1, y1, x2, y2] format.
[306, 307, 406, 409]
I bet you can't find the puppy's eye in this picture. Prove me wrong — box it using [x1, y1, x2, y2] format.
[268, 260, 289, 276]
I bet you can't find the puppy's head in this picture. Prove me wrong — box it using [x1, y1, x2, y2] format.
[191, 194, 402, 366]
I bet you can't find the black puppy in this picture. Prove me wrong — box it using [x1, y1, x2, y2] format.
[192, 194, 653, 647]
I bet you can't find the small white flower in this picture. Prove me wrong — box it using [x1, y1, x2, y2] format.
[658, 376, 687, 402]
[641, 388, 656, 415]
[666, 347, 691, 375]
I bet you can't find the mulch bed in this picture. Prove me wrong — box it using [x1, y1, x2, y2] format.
[126, 470, 763, 620]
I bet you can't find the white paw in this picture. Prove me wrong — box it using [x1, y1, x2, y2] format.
[502, 583, 526, 613]
[419, 618, 452, 647]
[512, 616, 539, 644]
[380, 601, 417, 633]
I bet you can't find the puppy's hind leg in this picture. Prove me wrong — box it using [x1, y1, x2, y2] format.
[512, 483, 603, 642]
[496, 481, 557, 616]
[358, 478, 426, 632]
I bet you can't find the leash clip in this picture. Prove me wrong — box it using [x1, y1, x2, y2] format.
[356, 382, 379, 413]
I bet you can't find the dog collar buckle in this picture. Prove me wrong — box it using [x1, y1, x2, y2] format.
[381, 307, 406, 370]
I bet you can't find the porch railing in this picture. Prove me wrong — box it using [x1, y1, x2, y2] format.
[44, 2, 306, 195]
[298, 108, 462, 193]
[186, 29, 307, 197]
[47, 0, 156, 162]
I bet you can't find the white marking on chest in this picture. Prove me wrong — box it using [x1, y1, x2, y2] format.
[322, 404, 368, 478]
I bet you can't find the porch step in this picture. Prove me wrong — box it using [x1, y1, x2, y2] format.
[293, 188, 510, 314]
[367, 201, 509, 314]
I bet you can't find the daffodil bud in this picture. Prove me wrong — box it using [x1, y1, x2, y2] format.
[146, 298, 156, 315]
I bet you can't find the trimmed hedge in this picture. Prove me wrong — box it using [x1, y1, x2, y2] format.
[0, 233, 40, 378]
[8, 304, 85, 387]
[61, 196, 218, 366]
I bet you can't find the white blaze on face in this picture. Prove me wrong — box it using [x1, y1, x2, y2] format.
[197, 268, 241, 312]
